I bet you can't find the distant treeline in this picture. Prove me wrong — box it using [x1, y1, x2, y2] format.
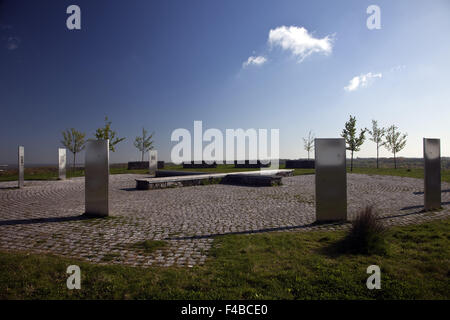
[345, 157, 450, 169]
[280, 158, 450, 169]
[3, 158, 450, 170]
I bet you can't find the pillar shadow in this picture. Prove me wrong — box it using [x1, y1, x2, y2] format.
[414, 189, 450, 195]
[0, 186, 19, 190]
[377, 201, 450, 220]
[0, 214, 98, 226]
[164, 221, 348, 241]
[120, 187, 140, 192]
[400, 201, 450, 212]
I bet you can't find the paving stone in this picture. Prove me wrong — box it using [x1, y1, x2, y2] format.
[0, 173, 448, 267]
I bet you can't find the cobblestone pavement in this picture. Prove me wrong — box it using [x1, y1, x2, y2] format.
[0, 174, 449, 267]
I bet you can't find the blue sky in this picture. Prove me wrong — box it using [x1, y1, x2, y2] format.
[1, 0, 450, 164]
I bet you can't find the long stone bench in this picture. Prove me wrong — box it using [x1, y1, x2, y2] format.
[135, 169, 293, 190]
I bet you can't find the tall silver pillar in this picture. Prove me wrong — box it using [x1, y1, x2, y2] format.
[58, 148, 66, 180]
[315, 138, 347, 222]
[424, 138, 441, 211]
[18, 146, 24, 188]
[149, 150, 157, 176]
[85, 140, 109, 217]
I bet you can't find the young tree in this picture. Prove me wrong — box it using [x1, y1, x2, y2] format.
[94, 116, 125, 152]
[302, 130, 315, 160]
[134, 128, 154, 161]
[61, 128, 86, 172]
[367, 120, 386, 169]
[341, 115, 367, 171]
[384, 125, 407, 169]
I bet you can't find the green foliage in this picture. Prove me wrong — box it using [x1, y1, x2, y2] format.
[341, 115, 367, 171]
[367, 120, 386, 145]
[61, 128, 86, 170]
[302, 130, 315, 160]
[134, 128, 154, 161]
[367, 120, 386, 169]
[342, 115, 367, 152]
[94, 116, 126, 152]
[132, 240, 167, 254]
[384, 125, 407, 169]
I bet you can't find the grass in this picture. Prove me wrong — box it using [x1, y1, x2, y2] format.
[0, 218, 448, 299]
[131, 240, 167, 254]
[2, 162, 449, 184]
[0, 164, 313, 182]
[0, 167, 150, 182]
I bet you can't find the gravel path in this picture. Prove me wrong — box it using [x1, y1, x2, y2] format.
[0, 174, 448, 267]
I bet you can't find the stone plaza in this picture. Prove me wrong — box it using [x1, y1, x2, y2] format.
[0, 172, 448, 267]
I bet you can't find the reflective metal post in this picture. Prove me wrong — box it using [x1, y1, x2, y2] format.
[315, 138, 347, 222]
[85, 140, 109, 217]
[424, 138, 441, 211]
[58, 148, 66, 180]
[18, 146, 24, 188]
[149, 150, 157, 176]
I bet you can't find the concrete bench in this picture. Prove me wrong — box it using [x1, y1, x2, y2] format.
[135, 169, 293, 190]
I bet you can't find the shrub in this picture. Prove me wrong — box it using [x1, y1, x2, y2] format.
[344, 206, 388, 255]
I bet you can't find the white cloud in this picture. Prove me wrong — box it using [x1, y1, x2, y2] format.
[242, 55, 267, 68]
[344, 72, 382, 92]
[268, 26, 333, 62]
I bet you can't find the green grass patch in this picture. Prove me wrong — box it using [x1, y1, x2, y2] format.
[1, 218, 449, 299]
[100, 252, 121, 262]
[4, 163, 448, 182]
[200, 177, 223, 185]
[131, 240, 167, 254]
[0, 167, 150, 182]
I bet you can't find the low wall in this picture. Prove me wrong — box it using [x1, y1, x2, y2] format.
[127, 161, 147, 170]
[285, 160, 315, 169]
[234, 160, 271, 168]
[183, 161, 217, 168]
[128, 161, 165, 170]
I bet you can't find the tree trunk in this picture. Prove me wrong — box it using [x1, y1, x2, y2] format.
[73, 153, 76, 175]
[350, 150, 354, 172]
[141, 151, 144, 162]
[394, 151, 397, 169]
[376, 144, 379, 169]
[307, 150, 310, 160]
